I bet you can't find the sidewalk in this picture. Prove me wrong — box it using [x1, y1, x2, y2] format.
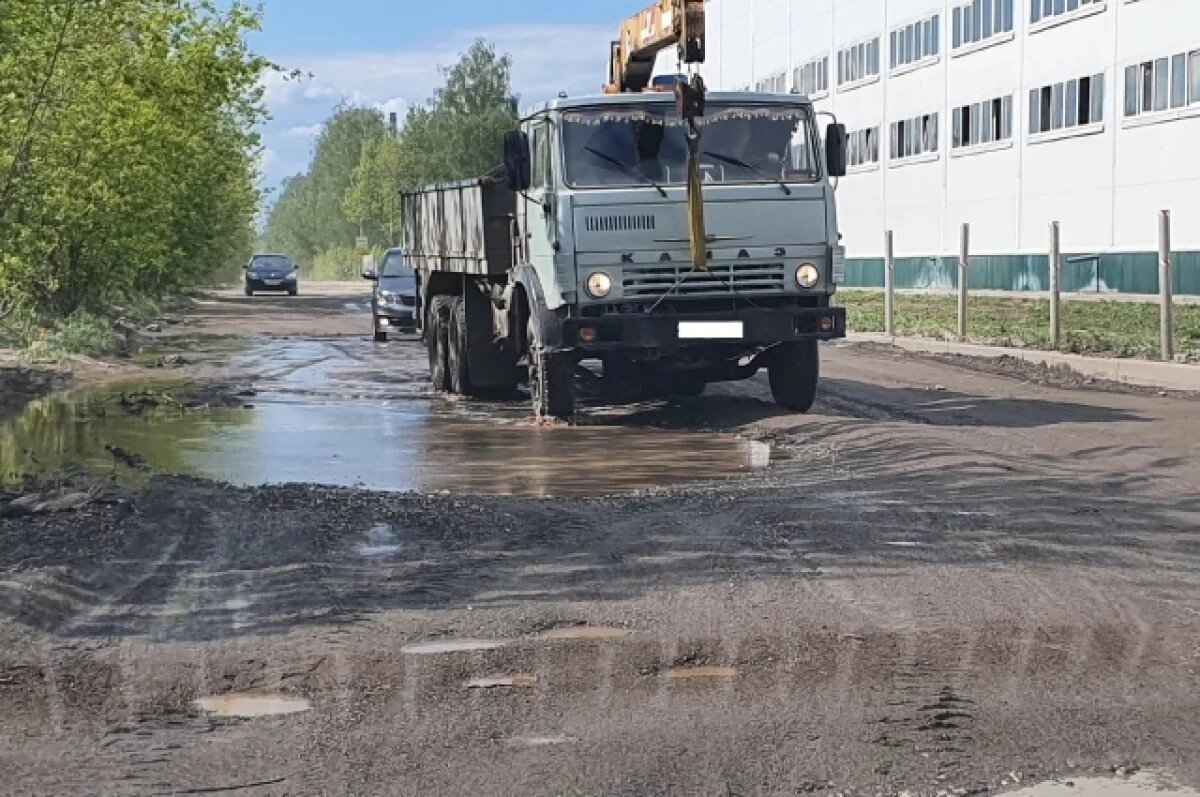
[849, 332, 1200, 392]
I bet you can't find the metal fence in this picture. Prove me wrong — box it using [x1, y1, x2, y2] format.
[871, 211, 1181, 362]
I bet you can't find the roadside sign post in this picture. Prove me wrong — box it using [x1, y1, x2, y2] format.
[354, 236, 370, 257]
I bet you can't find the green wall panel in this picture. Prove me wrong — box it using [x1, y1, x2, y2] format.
[843, 251, 1200, 296]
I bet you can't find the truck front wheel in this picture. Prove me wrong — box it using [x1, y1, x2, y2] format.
[530, 349, 575, 421]
[768, 340, 820, 413]
[427, 296, 452, 391]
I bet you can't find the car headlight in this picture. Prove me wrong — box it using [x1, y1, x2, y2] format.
[285, 272, 297, 281]
[796, 263, 821, 289]
[376, 292, 393, 305]
[586, 272, 613, 299]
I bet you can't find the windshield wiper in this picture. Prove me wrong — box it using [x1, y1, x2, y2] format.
[702, 151, 792, 195]
[583, 146, 668, 198]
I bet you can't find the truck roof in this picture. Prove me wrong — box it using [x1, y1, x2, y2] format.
[524, 90, 815, 120]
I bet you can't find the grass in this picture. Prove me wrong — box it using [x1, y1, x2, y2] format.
[1, 306, 122, 362]
[836, 290, 1200, 361]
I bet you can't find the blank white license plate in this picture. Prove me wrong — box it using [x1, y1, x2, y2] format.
[264, 279, 281, 286]
[678, 321, 744, 339]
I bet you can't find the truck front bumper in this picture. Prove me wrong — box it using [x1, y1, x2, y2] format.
[561, 306, 846, 353]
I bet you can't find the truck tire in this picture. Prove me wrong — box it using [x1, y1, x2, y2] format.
[768, 340, 820, 413]
[530, 348, 574, 421]
[448, 296, 472, 395]
[427, 296, 452, 391]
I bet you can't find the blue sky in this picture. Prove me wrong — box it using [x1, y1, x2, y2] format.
[252, 1, 642, 191]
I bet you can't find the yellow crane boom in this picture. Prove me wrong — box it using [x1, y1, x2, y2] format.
[605, 0, 706, 94]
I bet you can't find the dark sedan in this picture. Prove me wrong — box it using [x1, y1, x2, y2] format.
[244, 254, 299, 296]
[364, 247, 417, 341]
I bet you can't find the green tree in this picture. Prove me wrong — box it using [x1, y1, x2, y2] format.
[0, 0, 278, 315]
[260, 106, 388, 269]
[341, 40, 520, 239]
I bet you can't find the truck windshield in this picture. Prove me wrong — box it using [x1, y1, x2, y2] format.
[561, 103, 820, 189]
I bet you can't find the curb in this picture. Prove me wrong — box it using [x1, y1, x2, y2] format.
[847, 333, 1200, 392]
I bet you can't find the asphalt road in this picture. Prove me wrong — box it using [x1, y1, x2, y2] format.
[2, 284, 1199, 796]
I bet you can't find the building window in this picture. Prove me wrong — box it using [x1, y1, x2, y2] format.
[952, 95, 1014, 148]
[1124, 49, 1200, 118]
[793, 55, 829, 97]
[1028, 73, 1105, 135]
[1031, 0, 1104, 25]
[847, 127, 881, 167]
[837, 37, 881, 87]
[953, 0, 1014, 50]
[755, 71, 787, 94]
[891, 13, 940, 70]
[889, 111, 940, 160]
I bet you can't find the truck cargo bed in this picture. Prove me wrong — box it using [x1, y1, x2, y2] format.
[401, 178, 515, 276]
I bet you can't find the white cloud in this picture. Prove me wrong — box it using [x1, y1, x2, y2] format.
[258, 22, 612, 188]
[264, 23, 610, 113]
[284, 123, 324, 139]
[373, 97, 409, 124]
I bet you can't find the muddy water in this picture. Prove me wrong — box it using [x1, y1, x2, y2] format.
[0, 338, 775, 498]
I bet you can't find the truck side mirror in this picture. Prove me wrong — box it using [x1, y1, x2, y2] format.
[825, 123, 847, 178]
[503, 130, 532, 192]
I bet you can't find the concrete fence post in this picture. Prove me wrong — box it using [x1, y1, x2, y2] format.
[1049, 221, 1062, 349]
[884, 229, 896, 337]
[1159, 210, 1174, 362]
[958, 223, 970, 341]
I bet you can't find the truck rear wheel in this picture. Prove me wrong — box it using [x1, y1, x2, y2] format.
[530, 349, 574, 421]
[427, 296, 452, 391]
[768, 340, 820, 413]
[448, 296, 472, 395]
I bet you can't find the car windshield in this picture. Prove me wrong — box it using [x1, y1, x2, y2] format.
[380, 252, 413, 278]
[251, 256, 291, 270]
[561, 103, 820, 189]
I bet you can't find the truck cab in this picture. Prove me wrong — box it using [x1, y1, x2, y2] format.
[505, 91, 848, 416]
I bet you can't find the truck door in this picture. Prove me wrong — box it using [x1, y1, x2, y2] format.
[520, 118, 561, 306]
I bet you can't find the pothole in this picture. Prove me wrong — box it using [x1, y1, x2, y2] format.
[359, 523, 403, 557]
[537, 626, 632, 641]
[194, 693, 311, 718]
[466, 675, 537, 689]
[504, 735, 578, 747]
[662, 666, 738, 680]
[1005, 772, 1200, 797]
[401, 639, 508, 655]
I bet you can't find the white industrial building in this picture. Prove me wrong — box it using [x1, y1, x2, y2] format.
[685, 0, 1200, 292]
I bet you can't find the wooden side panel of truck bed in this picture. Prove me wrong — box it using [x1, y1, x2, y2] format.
[402, 179, 515, 276]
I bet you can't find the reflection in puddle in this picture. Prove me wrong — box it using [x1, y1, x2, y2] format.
[402, 639, 508, 655]
[465, 675, 537, 689]
[1, 338, 776, 498]
[194, 693, 311, 718]
[662, 666, 738, 680]
[1006, 773, 1200, 797]
[538, 626, 632, 641]
[504, 736, 578, 748]
[359, 524, 403, 557]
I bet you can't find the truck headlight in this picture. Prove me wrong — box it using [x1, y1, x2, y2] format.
[586, 272, 613, 299]
[796, 263, 821, 289]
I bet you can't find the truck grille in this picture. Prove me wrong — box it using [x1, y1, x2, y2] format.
[584, 214, 656, 233]
[622, 262, 788, 299]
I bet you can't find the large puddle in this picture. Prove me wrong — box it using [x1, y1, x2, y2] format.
[0, 339, 774, 498]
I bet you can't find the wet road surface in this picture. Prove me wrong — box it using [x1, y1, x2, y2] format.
[2, 335, 774, 497]
[1, 284, 1199, 796]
